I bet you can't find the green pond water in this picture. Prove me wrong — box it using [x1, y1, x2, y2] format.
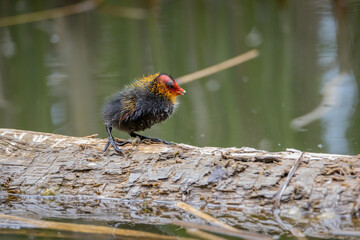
[0, 0, 359, 239]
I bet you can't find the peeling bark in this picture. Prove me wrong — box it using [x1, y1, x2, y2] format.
[0, 128, 359, 237]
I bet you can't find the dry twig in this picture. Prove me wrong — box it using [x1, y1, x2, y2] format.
[273, 152, 306, 238]
[177, 50, 259, 84]
[0, 0, 104, 27]
[274, 152, 305, 209]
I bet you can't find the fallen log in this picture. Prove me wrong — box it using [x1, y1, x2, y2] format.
[0, 128, 359, 237]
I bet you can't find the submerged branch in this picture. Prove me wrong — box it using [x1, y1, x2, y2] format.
[0, 213, 193, 240]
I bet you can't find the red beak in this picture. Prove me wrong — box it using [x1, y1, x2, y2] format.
[177, 88, 186, 95]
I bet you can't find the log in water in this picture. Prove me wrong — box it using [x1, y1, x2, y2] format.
[0, 128, 359, 237]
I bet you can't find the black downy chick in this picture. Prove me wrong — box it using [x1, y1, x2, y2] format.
[102, 73, 186, 153]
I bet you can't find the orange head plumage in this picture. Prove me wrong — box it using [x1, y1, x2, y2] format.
[132, 73, 185, 104]
[151, 73, 185, 102]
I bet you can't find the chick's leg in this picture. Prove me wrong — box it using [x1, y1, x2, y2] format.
[104, 124, 129, 153]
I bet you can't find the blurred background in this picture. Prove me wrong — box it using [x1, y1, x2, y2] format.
[0, 0, 359, 155]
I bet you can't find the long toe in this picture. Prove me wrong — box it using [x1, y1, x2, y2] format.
[104, 139, 124, 154]
[162, 140, 175, 145]
[114, 140, 132, 146]
[149, 137, 174, 145]
[129, 133, 174, 145]
[112, 144, 124, 154]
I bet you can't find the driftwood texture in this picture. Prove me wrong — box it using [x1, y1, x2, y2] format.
[0, 128, 359, 237]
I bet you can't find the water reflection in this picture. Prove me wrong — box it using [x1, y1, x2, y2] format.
[321, 0, 359, 154]
[292, 1, 359, 154]
[0, 0, 359, 154]
[322, 72, 358, 154]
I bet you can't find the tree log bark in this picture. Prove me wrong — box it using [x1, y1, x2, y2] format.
[0, 128, 359, 237]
